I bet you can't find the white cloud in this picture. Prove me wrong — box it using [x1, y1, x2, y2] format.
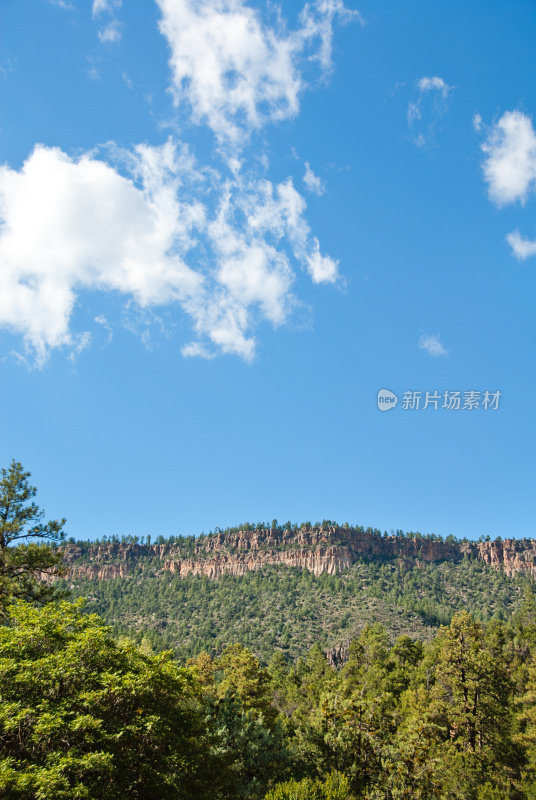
[156, 0, 358, 143]
[481, 110, 536, 206]
[94, 314, 113, 344]
[472, 112, 482, 132]
[418, 334, 448, 357]
[506, 230, 536, 260]
[68, 331, 92, 363]
[417, 76, 451, 97]
[0, 141, 337, 364]
[93, 0, 122, 45]
[305, 239, 338, 282]
[98, 21, 122, 44]
[181, 171, 338, 358]
[181, 341, 215, 359]
[479, 111, 536, 260]
[92, 0, 121, 16]
[303, 162, 325, 195]
[49, 0, 74, 10]
[2, 0, 347, 364]
[407, 102, 421, 126]
[0, 142, 203, 363]
[408, 75, 453, 146]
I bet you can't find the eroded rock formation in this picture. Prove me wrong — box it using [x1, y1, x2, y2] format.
[58, 527, 536, 583]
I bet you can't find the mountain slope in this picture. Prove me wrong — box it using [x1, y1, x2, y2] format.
[57, 525, 533, 662]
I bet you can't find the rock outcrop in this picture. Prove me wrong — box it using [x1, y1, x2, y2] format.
[476, 538, 536, 578]
[325, 642, 350, 668]
[58, 527, 536, 583]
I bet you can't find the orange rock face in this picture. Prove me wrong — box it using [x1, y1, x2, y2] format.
[476, 538, 536, 578]
[59, 528, 536, 582]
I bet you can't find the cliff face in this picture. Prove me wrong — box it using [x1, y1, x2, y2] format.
[477, 539, 536, 578]
[59, 527, 536, 583]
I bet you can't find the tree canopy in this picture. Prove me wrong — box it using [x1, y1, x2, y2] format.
[0, 600, 218, 799]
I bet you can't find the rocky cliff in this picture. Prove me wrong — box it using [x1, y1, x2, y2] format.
[476, 538, 536, 578]
[59, 527, 536, 582]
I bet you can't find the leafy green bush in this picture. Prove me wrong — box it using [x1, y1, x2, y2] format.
[264, 771, 354, 800]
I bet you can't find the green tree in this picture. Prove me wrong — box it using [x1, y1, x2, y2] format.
[0, 461, 66, 615]
[216, 643, 278, 727]
[431, 611, 512, 758]
[0, 600, 220, 799]
[514, 653, 536, 795]
[264, 771, 354, 800]
[408, 611, 520, 798]
[210, 693, 289, 800]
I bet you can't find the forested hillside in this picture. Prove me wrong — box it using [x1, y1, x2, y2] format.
[5, 595, 536, 799]
[3, 462, 536, 798]
[59, 533, 530, 662]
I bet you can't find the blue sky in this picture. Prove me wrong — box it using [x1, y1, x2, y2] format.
[1, 0, 535, 541]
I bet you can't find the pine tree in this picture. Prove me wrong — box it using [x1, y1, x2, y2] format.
[0, 460, 66, 615]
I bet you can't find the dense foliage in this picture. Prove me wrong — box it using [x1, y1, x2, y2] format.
[3, 596, 536, 798]
[0, 601, 217, 799]
[62, 557, 527, 662]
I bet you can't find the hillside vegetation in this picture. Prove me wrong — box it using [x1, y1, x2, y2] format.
[60, 550, 528, 662]
[3, 464, 536, 799]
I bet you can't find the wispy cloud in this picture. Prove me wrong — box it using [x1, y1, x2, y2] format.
[98, 21, 122, 44]
[480, 110, 536, 259]
[94, 314, 113, 345]
[49, 0, 74, 10]
[93, 0, 122, 44]
[0, 0, 352, 365]
[416, 76, 451, 96]
[419, 334, 448, 357]
[92, 0, 121, 16]
[0, 141, 337, 365]
[303, 162, 325, 195]
[407, 75, 453, 147]
[156, 0, 359, 144]
[0, 60, 13, 80]
[181, 341, 215, 359]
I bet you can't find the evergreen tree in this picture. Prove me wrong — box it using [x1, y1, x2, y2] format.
[0, 461, 66, 615]
[0, 600, 221, 799]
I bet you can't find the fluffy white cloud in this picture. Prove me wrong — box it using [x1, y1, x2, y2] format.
[156, 0, 358, 143]
[418, 334, 448, 357]
[303, 162, 325, 195]
[507, 230, 536, 260]
[481, 110, 536, 206]
[305, 239, 338, 282]
[0, 142, 337, 364]
[2, 0, 347, 364]
[0, 143, 202, 362]
[480, 111, 536, 260]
